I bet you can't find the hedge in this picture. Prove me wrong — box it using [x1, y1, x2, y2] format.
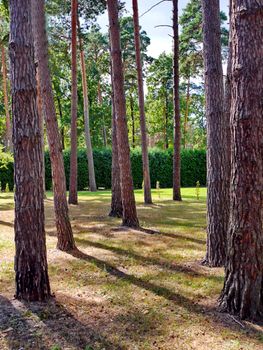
[0, 148, 206, 191]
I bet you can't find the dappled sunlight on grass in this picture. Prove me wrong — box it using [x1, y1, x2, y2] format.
[0, 188, 262, 349]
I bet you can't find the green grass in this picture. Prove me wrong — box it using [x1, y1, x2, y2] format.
[0, 188, 262, 350]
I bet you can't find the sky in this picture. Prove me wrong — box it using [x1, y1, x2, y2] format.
[97, 0, 229, 58]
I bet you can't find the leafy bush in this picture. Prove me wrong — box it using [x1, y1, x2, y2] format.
[1, 148, 206, 191]
[0, 149, 14, 191]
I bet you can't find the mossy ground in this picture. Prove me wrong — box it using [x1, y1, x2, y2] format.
[0, 188, 262, 350]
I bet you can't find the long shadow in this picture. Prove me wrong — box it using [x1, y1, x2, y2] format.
[26, 298, 125, 350]
[68, 249, 263, 342]
[0, 295, 49, 350]
[0, 294, 125, 350]
[74, 238, 222, 283]
[110, 226, 206, 245]
[0, 220, 14, 228]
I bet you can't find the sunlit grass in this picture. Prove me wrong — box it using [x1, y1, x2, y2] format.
[0, 187, 262, 350]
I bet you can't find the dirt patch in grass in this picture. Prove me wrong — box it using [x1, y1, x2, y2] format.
[0, 189, 262, 350]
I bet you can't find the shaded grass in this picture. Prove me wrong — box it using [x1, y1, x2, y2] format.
[0, 188, 262, 350]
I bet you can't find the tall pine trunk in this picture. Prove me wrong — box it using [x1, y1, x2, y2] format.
[31, 0, 76, 251]
[1, 45, 12, 152]
[78, 20, 97, 192]
[183, 77, 190, 149]
[172, 0, 182, 201]
[202, 0, 227, 267]
[109, 84, 123, 218]
[107, 0, 139, 228]
[219, 0, 263, 320]
[9, 0, 51, 301]
[132, 0, 152, 204]
[68, 0, 78, 205]
[36, 69, 46, 199]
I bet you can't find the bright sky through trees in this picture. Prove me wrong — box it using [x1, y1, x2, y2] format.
[97, 0, 229, 58]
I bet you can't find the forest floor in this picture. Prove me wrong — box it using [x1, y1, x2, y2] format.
[0, 188, 262, 350]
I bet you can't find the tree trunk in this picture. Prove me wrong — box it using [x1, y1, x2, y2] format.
[78, 20, 97, 192]
[56, 95, 65, 150]
[31, 0, 76, 251]
[98, 81, 107, 148]
[36, 69, 46, 199]
[109, 85, 123, 218]
[183, 77, 190, 149]
[202, 0, 227, 267]
[172, 0, 182, 202]
[9, 0, 51, 301]
[1, 45, 12, 152]
[132, 0, 152, 204]
[107, 0, 139, 228]
[130, 93, 135, 148]
[219, 0, 263, 320]
[68, 0, 78, 204]
[164, 92, 169, 149]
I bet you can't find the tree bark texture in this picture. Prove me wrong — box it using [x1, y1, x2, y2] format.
[172, 0, 182, 201]
[202, 0, 227, 267]
[9, 0, 51, 301]
[36, 69, 46, 198]
[132, 0, 152, 204]
[78, 21, 97, 192]
[31, 0, 76, 251]
[109, 87, 123, 218]
[69, 0, 78, 205]
[107, 0, 139, 228]
[1, 45, 13, 152]
[219, 0, 263, 320]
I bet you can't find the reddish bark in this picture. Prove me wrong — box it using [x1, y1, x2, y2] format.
[172, 0, 182, 201]
[107, 0, 139, 227]
[219, 0, 263, 320]
[9, 0, 51, 301]
[202, 0, 227, 267]
[132, 0, 152, 204]
[69, 0, 78, 205]
[31, 0, 76, 251]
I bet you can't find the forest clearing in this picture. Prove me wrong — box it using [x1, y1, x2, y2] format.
[1, 0, 263, 348]
[1, 189, 262, 350]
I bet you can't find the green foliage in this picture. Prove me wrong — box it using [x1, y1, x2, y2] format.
[0, 148, 14, 191]
[44, 148, 206, 191]
[1, 148, 206, 192]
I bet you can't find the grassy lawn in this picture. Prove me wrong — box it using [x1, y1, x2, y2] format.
[0, 188, 262, 350]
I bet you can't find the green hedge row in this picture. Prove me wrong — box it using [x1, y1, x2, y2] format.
[0, 148, 206, 191]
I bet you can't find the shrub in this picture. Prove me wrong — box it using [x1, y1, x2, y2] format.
[1, 148, 206, 191]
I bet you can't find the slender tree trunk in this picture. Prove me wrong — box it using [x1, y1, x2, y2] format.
[56, 95, 65, 150]
[69, 0, 78, 204]
[202, 0, 227, 267]
[9, 0, 51, 301]
[132, 0, 152, 204]
[107, 0, 139, 228]
[78, 20, 97, 192]
[98, 81, 107, 147]
[32, 0, 75, 251]
[172, 0, 182, 202]
[164, 92, 169, 149]
[109, 85, 123, 218]
[1, 45, 12, 152]
[36, 69, 46, 199]
[184, 77, 190, 148]
[130, 93, 136, 148]
[219, 0, 263, 320]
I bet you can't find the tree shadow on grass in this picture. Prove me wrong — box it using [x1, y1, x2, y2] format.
[0, 295, 125, 350]
[68, 249, 263, 343]
[74, 237, 222, 283]
[0, 295, 49, 350]
[0, 220, 14, 228]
